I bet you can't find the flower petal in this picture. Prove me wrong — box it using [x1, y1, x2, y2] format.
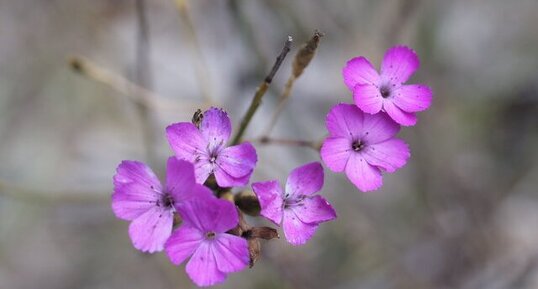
[213, 233, 249, 273]
[345, 153, 383, 192]
[200, 107, 232, 150]
[353, 84, 383, 114]
[393, 84, 433, 112]
[361, 112, 401, 144]
[292, 195, 336, 224]
[252, 180, 283, 225]
[320, 137, 352, 172]
[342, 56, 380, 90]
[165, 225, 204, 265]
[383, 101, 417, 126]
[186, 242, 227, 287]
[166, 157, 198, 202]
[177, 196, 238, 233]
[282, 209, 319, 246]
[215, 142, 257, 187]
[166, 122, 207, 162]
[128, 206, 174, 253]
[325, 103, 364, 139]
[362, 139, 410, 173]
[285, 162, 324, 198]
[380, 45, 420, 84]
[112, 161, 162, 220]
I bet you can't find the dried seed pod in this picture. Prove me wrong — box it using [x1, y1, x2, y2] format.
[234, 190, 261, 216]
[191, 109, 203, 128]
[292, 30, 324, 78]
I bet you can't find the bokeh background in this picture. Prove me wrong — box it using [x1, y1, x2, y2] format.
[1, 0, 538, 288]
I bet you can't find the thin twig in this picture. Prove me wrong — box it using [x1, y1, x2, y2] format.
[230, 36, 293, 145]
[263, 30, 323, 136]
[173, 0, 214, 105]
[135, 0, 157, 167]
[254, 136, 320, 151]
[0, 179, 108, 204]
[68, 56, 197, 111]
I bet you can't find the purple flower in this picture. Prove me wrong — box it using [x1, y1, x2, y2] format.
[343, 45, 433, 126]
[320, 103, 410, 192]
[166, 107, 257, 187]
[112, 158, 212, 253]
[252, 162, 336, 246]
[165, 194, 249, 287]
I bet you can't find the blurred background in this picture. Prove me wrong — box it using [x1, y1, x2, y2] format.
[1, 0, 537, 288]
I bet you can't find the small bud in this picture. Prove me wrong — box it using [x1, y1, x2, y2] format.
[292, 30, 324, 78]
[234, 191, 261, 216]
[191, 109, 203, 128]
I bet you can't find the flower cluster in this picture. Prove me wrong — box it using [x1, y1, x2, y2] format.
[111, 44, 431, 287]
[112, 108, 336, 286]
[321, 45, 432, 191]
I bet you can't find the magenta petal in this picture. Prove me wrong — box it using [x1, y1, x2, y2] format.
[252, 180, 284, 225]
[186, 242, 227, 287]
[286, 162, 324, 198]
[193, 160, 213, 185]
[325, 103, 364, 138]
[362, 139, 410, 173]
[200, 107, 232, 150]
[166, 122, 207, 162]
[292, 195, 336, 224]
[112, 161, 162, 220]
[320, 137, 351, 172]
[383, 101, 417, 126]
[342, 56, 380, 90]
[213, 234, 249, 273]
[177, 196, 238, 233]
[393, 84, 433, 112]
[166, 157, 197, 202]
[361, 112, 401, 144]
[215, 142, 257, 187]
[380, 45, 420, 84]
[345, 153, 383, 192]
[353, 84, 383, 114]
[282, 209, 319, 246]
[165, 225, 204, 265]
[128, 206, 174, 253]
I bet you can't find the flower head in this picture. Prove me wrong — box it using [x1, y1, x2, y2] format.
[112, 158, 211, 253]
[252, 162, 336, 245]
[166, 107, 257, 187]
[320, 103, 410, 192]
[343, 45, 432, 126]
[165, 194, 249, 287]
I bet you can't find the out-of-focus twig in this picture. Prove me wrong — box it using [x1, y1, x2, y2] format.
[134, 0, 157, 167]
[173, 0, 214, 105]
[68, 56, 196, 111]
[263, 30, 324, 136]
[230, 36, 293, 145]
[0, 179, 108, 204]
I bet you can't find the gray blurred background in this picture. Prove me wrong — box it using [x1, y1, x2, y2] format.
[1, 0, 537, 288]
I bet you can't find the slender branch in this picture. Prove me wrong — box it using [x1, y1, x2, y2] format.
[230, 36, 293, 145]
[262, 30, 324, 136]
[173, 0, 214, 105]
[0, 179, 108, 204]
[135, 0, 157, 166]
[68, 56, 197, 111]
[254, 136, 321, 151]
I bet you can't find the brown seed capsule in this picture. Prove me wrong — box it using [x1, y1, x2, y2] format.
[234, 190, 261, 216]
[191, 109, 203, 128]
[292, 30, 324, 78]
[248, 238, 261, 268]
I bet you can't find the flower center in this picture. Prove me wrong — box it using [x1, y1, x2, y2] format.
[162, 193, 174, 208]
[380, 85, 391, 98]
[352, 140, 365, 152]
[205, 231, 216, 240]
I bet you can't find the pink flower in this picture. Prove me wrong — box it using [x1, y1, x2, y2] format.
[166, 107, 257, 187]
[320, 104, 410, 192]
[165, 194, 249, 287]
[112, 158, 211, 253]
[343, 45, 433, 126]
[252, 162, 336, 245]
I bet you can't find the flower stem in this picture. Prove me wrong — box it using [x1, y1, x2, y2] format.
[230, 36, 293, 145]
[255, 136, 322, 151]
